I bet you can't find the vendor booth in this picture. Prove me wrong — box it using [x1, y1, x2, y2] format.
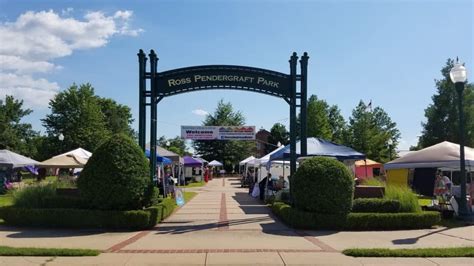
[355, 159, 383, 179]
[183, 156, 204, 182]
[0, 150, 39, 182]
[384, 141, 474, 198]
[269, 138, 365, 177]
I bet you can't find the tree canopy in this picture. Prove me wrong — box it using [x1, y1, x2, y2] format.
[193, 100, 253, 170]
[268, 123, 289, 147]
[347, 101, 400, 162]
[41, 83, 135, 157]
[0, 95, 39, 157]
[417, 59, 474, 148]
[157, 136, 189, 156]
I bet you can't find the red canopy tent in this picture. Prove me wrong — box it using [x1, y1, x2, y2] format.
[355, 159, 383, 179]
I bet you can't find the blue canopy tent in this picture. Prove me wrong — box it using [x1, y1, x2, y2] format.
[269, 137, 366, 162]
[144, 150, 173, 165]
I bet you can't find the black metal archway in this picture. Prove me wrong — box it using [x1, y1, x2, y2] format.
[138, 49, 308, 182]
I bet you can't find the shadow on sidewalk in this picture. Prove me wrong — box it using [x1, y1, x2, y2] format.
[153, 216, 296, 236]
[0, 226, 109, 238]
[392, 227, 451, 245]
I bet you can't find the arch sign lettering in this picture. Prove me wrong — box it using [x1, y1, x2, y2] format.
[137, 49, 309, 182]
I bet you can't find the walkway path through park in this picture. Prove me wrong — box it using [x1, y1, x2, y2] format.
[0, 176, 473, 265]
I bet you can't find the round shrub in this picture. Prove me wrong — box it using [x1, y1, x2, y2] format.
[77, 134, 150, 210]
[292, 157, 354, 215]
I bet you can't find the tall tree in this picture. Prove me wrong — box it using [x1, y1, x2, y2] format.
[306, 95, 332, 139]
[157, 136, 189, 156]
[193, 100, 253, 170]
[268, 123, 289, 147]
[327, 105, 347, 144]
[97, 98, 135, 138]
[417, 59, 474, 148]
[347, 101, 400, 162]
[42, 83, 135, 156]
[0, 95, 38, 157]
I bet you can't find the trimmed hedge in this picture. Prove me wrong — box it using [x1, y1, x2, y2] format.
[0, 206, 150, 229]
[292, 157, 354, 215]
[352, 198, 401, 213]
[77, 134, 150, 210]
[0, 197, 179, 230]
[145, 198, 176, 227]
[272, 202, 440, 230]
[42, 196, 89, 209]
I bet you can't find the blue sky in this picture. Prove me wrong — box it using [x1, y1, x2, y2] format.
[0, 0, 472, 151]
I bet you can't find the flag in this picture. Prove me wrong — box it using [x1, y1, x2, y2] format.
[366, 100, 372, 111]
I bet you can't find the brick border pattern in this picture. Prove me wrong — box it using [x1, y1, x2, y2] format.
[112, 248, 322, 254]
[217, 192, 229, 230]
[105, 230, 152, 252]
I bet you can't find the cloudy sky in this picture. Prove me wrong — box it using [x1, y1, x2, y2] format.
[0, 0, 472, 151]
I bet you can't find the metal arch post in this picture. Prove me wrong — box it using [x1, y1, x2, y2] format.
[289, 52, 298, 180]
[149, 50, 158, 184]
[137, 49, 147, 151]
[299, 53, 309, 156]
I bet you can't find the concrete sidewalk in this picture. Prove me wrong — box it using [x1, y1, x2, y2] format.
[0, 176, 473, 265]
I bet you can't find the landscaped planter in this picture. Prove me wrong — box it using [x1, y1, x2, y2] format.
[354, 185, 385, 199]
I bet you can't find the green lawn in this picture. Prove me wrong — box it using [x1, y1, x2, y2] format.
[0, 193, 13, 207]
[177, 181, 206, 188]
[343, 247, 474, 257]
[0, 246, 100, 256]
[183, 191, 197, 202]
[418, 198, 432, 207]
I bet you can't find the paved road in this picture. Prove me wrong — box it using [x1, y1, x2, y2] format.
[1, 176, 473, 265]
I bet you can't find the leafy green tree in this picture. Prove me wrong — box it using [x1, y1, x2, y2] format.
[98, 98, 135, 138]
[193, 100, 253, 170]
[268, 123, 289, 147]
[42, 84, 109, 154]
[157, 136, 189, 156]
[347, 101, 400, 162]
[307, 95, 332, 139]
[328, 105, 347, 144]
[418, 59, 474, 148]
[0, 95, 38, 157]
[42, 83, 135, 157]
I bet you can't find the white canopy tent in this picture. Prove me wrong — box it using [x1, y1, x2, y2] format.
[54, 148, 92, 160]
[0, 150, 39, 168]
[208, 160, 223, 167]
[385, 141, 474, 171]
[239, 156, 255, 165]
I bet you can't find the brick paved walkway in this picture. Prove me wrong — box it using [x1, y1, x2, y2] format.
[107, 176, 334, 254]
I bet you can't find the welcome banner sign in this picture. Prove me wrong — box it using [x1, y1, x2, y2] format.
[181, 126, 256, 140]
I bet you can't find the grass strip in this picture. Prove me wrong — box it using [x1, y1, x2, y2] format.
[0, 194, 13, 207]
[183, 191, 197, 202]
[178, 181, 206, 188]
[343, 247, 474, 257]
[0, 246, 100, 256]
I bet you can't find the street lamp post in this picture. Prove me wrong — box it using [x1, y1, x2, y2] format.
[449, 60, 470, 218]
[387, 139, 393, 161]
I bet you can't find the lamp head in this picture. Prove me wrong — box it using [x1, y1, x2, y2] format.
[450, 61, 467, 84]
[58, 133, 64, 141]
[387, 139, 393, 146]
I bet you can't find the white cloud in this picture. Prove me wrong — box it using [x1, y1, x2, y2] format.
[0, 9, 142, 108]
[0, 55, 60, 74]
[192, 109, 209, 116]
[0, 73, 59, 108]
